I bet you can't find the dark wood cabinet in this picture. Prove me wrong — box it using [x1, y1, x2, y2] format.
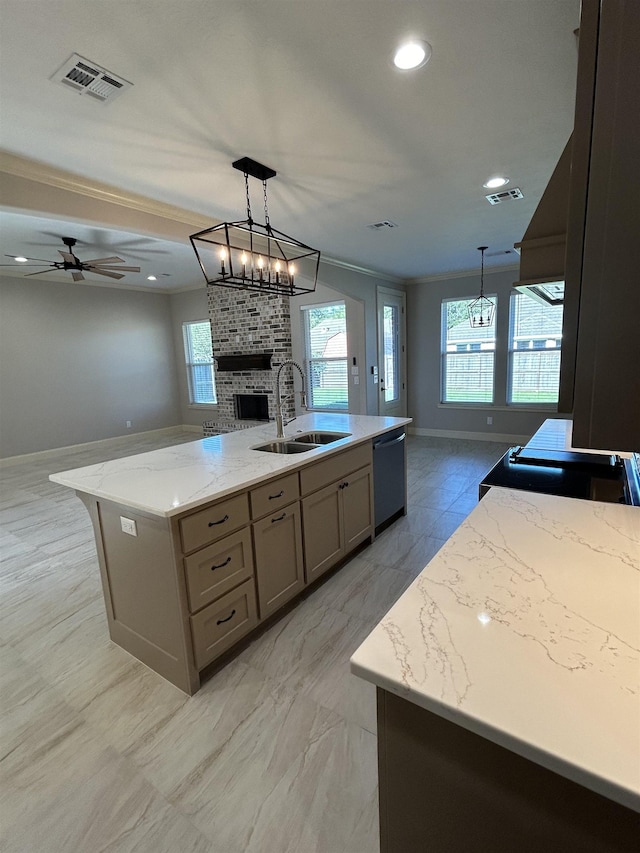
[560, 0, 640, 452]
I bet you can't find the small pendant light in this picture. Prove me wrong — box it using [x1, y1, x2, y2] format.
[467, 246, 495, 328]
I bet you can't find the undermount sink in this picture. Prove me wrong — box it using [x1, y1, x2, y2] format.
[290, 431, 352, 445]
[252, 441, 315, 454]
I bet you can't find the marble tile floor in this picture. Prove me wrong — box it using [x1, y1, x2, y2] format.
[0, 431, 509, 853]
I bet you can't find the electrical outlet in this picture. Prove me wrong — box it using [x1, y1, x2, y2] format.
[487, 416, 493, 425]
[120, 517, 137, 536]
[126, 420, 132, 428]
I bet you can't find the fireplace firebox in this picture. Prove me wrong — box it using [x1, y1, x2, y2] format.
[234, 394, 269, 421]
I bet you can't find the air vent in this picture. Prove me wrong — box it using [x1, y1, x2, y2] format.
[485, 188, 524, 205]
[50, 54, 132, 104]
[367, 220, 398, 230]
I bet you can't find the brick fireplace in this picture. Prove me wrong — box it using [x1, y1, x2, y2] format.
[203, 286, 296, 435]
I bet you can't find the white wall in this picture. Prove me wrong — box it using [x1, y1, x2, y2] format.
[0, 276, 182, 458]
[406, 267, 569, 441]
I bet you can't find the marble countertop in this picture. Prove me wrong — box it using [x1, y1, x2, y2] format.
[527, 418, 635, 459]
[50, 413, 410, 518]
[351, 487, 640, 812]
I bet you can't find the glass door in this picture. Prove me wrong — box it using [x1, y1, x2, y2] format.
[377, 287, 406, 417]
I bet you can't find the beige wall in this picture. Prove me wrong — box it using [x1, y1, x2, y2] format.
[0, 276, 182, 458]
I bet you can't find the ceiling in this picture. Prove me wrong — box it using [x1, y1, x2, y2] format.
[0, 0, 580, 292]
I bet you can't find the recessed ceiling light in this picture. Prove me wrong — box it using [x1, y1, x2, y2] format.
[483, 176, 510, 189]
[14, 256, 28, 263]
[393, 39, 432, 70]
[147, 275, 157, 281]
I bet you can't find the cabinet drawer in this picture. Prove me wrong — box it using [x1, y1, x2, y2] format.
[179, 492, 249, 553]
[184, 527, 254, 613]
[250, 472, 300, 520]
[190, 578, 258, 670]
[300, 442, 372, 496]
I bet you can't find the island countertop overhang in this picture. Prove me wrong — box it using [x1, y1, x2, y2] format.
[49, 413, 411, 518]
[351, 486, 640, 813]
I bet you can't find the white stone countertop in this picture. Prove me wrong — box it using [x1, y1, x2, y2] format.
[527, 418, 635, 459]
[351, 487, 640, 812]
[50, 413, 411, 518]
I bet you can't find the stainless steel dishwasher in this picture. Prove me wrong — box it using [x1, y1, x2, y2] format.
[373, 427, 406, 534]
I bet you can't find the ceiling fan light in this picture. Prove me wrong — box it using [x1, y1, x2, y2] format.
[14, 256, 28, 262]
[393, 40, 432, 70]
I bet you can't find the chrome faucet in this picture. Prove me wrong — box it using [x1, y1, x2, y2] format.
[275, 359, 308, 439]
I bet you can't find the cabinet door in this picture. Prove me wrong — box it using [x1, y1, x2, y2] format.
[302, 481, 343, 583]
[253, 502, 304, 619]
[341, 465, 373, 552]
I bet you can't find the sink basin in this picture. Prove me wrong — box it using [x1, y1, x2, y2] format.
[252, 441, 316, 454]
[290, 431, 352, 445]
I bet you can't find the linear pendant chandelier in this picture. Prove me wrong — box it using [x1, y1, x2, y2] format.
[467, 245, 495, 328]
[190, 157, 320, 296]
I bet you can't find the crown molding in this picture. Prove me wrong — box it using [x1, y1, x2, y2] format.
[319, 253, 403, 283]
[405, 262, 520, 285]
[0, 150, 213, 229]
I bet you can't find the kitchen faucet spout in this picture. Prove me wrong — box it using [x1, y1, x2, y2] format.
[275, 360, 308, 438]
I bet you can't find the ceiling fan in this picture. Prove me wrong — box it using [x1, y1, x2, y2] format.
[1, 236, 141, 281]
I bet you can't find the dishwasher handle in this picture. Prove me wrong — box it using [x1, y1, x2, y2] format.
[373, 432, 405, 450]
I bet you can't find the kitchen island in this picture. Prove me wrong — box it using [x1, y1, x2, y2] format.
[351, 486, 639, 852]
[51, 413, 410, 694]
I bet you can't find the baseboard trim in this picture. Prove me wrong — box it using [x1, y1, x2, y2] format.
[407, 427, 527, 444]
[0, 424, 202, 467]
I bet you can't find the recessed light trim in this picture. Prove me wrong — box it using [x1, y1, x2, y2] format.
[483, 176, 510, 189]
[393, 39, 432, 71]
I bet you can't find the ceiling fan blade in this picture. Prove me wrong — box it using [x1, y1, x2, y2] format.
[23, 269, 53, 277]
[71, 271, 85, 282]
[0, 263, 52, 267]
[83, 256, 125, 265]
[89, 264, 141, 272]
[58, 250, 76, 263]
[92, 269, 125, 280]
[3, 254, 54, 263]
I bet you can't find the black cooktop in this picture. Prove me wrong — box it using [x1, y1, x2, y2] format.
[480, 447, 629, 503]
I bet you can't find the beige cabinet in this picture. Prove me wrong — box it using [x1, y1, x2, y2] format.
[184, 527, 254, 612]
[190, 578, 258, 669]
[302, 463, 373, 583]
[253, 501, 304, 618]
[83, 437, 380, 694]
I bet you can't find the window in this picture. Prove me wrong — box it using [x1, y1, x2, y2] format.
[183, 320, 216, 405]
[508, 293, 563, 404]
[301, 302, 348, 411]
[441, 298, 496, 403]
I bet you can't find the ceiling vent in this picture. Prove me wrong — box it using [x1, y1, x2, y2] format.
[367, 220, 398, 230]
[50, 54, 132, 104]
[485, 187, 524, 205]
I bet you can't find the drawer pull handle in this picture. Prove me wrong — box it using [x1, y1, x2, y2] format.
[339, 481, 349, 489]
[269, 490, 285, 500]
[208, 514, 230, 527]
[271, 512, 287, 523]
[216, 609, 236, 625]
[211, 556, 232, 571]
